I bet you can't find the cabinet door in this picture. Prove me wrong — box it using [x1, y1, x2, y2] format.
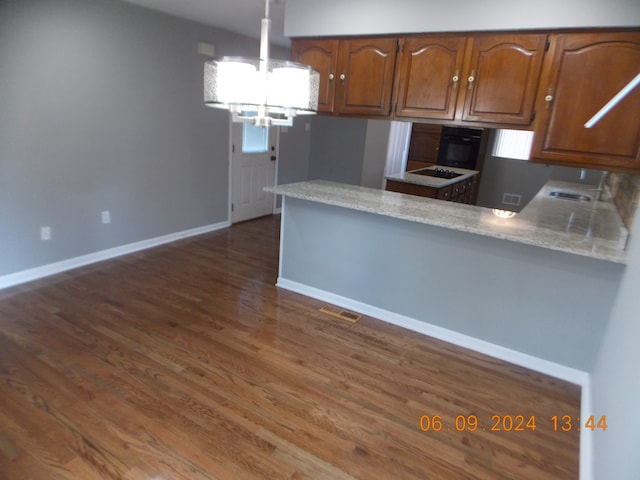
[395, 36, 467, 120]
[291, 39, 339, 113]
[336, 38, 398, 116]
[531, 32, 640, 172]
[461, 34, 547, 124]
[406, 124, 443, 170]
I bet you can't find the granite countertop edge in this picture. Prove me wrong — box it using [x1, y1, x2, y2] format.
[266, 180, 628, 265]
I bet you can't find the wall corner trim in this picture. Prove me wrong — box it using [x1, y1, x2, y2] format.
[580, 376, 594, 480]
[0, 221, 231, 290]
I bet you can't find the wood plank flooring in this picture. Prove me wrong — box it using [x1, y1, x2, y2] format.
[0, 215, 580, 479]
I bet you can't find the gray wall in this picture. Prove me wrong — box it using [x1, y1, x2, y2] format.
[476, 156, 606, 212]
[307, 116, 392, 187]
[308, 116, 368, 185]
[361, 120, 392, 189]
[285, 0, 640, 37]
[0, 0, 303, 277]
[475, 157, 551, 212]
[278, 121, 312, 186]
[275, 120, 313, 209]
[591, 208, 640, 480]
[304, 114, 612, 212]
[279, 197, 624, 371]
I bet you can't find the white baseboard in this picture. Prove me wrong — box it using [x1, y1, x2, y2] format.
[0, 221, 230, 290]
[277, 277, 588, 385]
[277, 277, 593, 479]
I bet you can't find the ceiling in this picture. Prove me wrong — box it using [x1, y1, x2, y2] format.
[121, 0, 290, 47]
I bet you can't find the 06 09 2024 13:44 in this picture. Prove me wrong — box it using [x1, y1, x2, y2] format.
[418, 414, 608, 432]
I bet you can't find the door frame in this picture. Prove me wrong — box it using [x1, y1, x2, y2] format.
[227, 116, 281, 224]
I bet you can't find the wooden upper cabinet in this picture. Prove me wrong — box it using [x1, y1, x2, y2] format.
[395, 36, 466, 120]
[531, 32, 640, 172]
[336, 38, 398, 116]
[460, 34, 547, 124]
[291, 39, 339, 113]
[291, 37, 398, 116]
[395, 33, 547, 125]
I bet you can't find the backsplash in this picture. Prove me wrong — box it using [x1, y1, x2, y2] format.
[607, 173, 640, 230]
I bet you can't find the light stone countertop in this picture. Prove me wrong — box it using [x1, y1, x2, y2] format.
[386, 165, 479, 188]
[267, 179, 629, 264]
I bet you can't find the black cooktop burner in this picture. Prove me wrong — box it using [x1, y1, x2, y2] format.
[411, 168, 462, 179]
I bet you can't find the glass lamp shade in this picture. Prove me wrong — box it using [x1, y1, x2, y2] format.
[204, 56, 319, 126]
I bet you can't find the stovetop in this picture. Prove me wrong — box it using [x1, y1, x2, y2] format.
[410, 168, 463, 179]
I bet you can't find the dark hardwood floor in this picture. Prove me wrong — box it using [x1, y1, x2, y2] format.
[0, 215, 580, 479]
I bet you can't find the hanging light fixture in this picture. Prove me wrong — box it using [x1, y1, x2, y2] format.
[204, 0, 319, 127]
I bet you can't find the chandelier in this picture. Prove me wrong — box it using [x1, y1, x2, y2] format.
[204, 0, 320, 127]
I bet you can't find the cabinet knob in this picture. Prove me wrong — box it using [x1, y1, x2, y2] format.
[452, 71, 460, 84]
[329, 73, 334, 81]
[545, 88, 554, 109]
[340, 73, 346, 81]
[467, 70, 476, 90]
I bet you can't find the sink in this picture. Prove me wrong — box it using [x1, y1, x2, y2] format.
[549, 191, 591, 202]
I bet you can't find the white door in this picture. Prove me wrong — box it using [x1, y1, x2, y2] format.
[231, 122, 278, 223]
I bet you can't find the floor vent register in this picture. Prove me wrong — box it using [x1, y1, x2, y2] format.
[319, 305, 361, 323]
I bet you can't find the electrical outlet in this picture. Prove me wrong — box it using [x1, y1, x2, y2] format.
[101, 210, 111, 224]
[40, 226, 51, 241]
[197, 42, 215, 57]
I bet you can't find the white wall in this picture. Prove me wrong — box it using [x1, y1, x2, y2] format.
[285, 0, 640, 38]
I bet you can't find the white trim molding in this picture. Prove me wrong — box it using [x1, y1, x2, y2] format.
[0, 221, 230, 290]
[580, 377, 593, 480]
[277, 277, 589, 384]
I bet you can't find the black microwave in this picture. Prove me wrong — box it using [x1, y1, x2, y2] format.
[436, 126, 483, 170]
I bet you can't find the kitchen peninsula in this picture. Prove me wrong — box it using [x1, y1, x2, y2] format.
[267, 179, 627, 377]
